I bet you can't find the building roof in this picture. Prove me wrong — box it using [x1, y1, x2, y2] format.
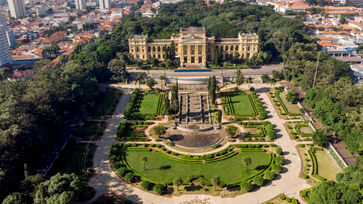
[180, 27, 206, 33]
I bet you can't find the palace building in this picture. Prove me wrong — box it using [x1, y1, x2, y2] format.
[128, 27, 259, 67]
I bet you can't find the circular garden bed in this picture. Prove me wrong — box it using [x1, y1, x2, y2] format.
[110, 143, 285, 196]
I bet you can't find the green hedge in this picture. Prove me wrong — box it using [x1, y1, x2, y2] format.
[308, 150, 318, 175]
[227, 153, 276, 185]
[274, 91, 302, 116]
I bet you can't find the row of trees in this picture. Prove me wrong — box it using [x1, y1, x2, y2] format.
[208, 76, 217, 104]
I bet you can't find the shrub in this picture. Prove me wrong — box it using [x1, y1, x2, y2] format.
[276, 147, 283, 155]
[286, 197, 292, 202]
[280, 195, 286, 200]
[153, 184, 167, 195]
[117, 167, 128, 177]
[292, 198, 298, 204]
[112, 161, 123, 169]
[253, 176, 264, 187]
[141, 180, 153, 190]
[125, 172, 135, 183]
[275, 156, 285, 165]
[272, 164, 282, 173]
[263, 170, 275, 181]
[240, 181, 253, 192]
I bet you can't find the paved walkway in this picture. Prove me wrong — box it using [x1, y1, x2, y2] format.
[88, 87, 311, 204]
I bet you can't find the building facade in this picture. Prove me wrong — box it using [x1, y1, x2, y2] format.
[99, 0, 110, 9]
[0, 15, 12, 65]
[75, 0, 86, 10]
[8, 0, 26, 18]
[128, 27, 258, 67]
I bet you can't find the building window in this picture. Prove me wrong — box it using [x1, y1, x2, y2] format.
[184, 57, 187, 62]
[136, 47, 139, 52]
[247, 45, 250, 51]
[148, 47, 151, 52]
[157, 47, 161, 52]
[230, 45, 233, 51]
[235, 45, 238, 50]
[191, 56, 195, 63]
[198, 56, 202, 63]
[158, 54, 161, 58]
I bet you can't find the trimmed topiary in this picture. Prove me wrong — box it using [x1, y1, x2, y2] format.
[125, 172, 135, 183]
[153, 184, 167, 195]
[117, 167, 128, 177]
[275, 155, 285, 165]
[253, 176, 264, 187]
[275, 147, 283, 155]
[240, 181, 254, 192]
[141, 180, 153, 190]
[271, 164, 282, 173]
[263, 170, 275, 181]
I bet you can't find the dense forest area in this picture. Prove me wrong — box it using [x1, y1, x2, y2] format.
[0, 0, 361, 203]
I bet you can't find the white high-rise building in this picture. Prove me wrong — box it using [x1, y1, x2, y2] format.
[75, 0, 86, 10]
[8, 0, 26, 18]
[0, 15, 12, 65]
[99, 0, 110, 9]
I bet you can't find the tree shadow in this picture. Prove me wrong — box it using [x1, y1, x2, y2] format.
[255, 165, 268, 170]
[169, 134, 184, 141]
[159, 165, 171, 170]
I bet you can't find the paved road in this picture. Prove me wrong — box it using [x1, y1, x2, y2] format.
[88, 84, 311, 204]
[129, 64, 282, 79]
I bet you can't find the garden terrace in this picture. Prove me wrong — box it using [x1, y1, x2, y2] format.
[238, 121, 277, 141]
[110, 143, 283, 196]
[221, 90, 266, 120]
[298, 144, 340, 183]
[124, 89, 166, 120]
[268, 88, 302, 120]
[286, 121, 314, 141]
[117, 121, 153, 141]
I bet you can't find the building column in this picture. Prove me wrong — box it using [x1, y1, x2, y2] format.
[187, 44, 191, 63]
[202, 44, 206, 64]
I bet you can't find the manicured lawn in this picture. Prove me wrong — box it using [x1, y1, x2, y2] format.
[230, 94, 255, 116]
[300, 126, 313, 134]
[139, 93, 160, 115]
[124, 150, 270, 184]
[315, 150, 341, 180]
[280, 91, 300, 114]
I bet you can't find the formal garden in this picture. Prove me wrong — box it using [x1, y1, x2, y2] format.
[221, 89, 267, 120]
[116, 121, 154, 141]
[124, 88, 167, 120]
[110, 143, 285, 196]
[297, 144, 340, 183]
[285, 121, 314, 141]
[237, 121, 277, 142]
[268, 88, 302, 120]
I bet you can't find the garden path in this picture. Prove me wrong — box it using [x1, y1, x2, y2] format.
[87, 87, 311, 204]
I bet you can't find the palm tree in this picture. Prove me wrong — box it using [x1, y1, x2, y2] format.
[140, 156, 148, 171]
[242, 156, 252, 170]
[235, 69, 244, 90]
[173, 177, 182, 191]
[211, 176, 221, 191]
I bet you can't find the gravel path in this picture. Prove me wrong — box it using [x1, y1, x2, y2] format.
[87, 87, 311, 204]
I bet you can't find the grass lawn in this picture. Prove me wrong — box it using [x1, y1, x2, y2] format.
[230, 94, 255, 116]
[280, 92, 300, 114]
[300, 126, 313, 134]
[246, 128, 261, 134]
[139, 93, 160, 115]
[124, 150, 269, 184]
[315, 150, 341, 180]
